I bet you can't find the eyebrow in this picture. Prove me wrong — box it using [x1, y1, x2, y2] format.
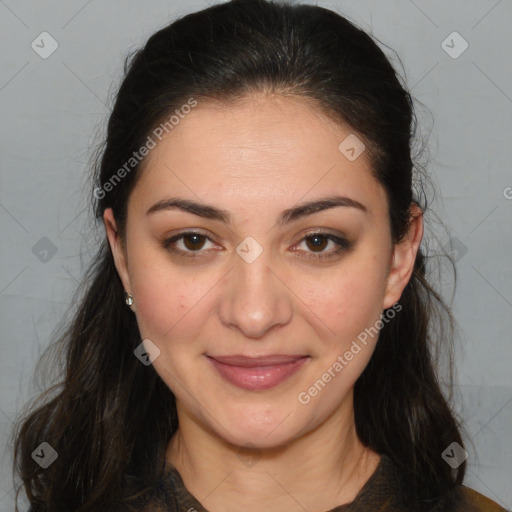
[146, 195, 367, 225]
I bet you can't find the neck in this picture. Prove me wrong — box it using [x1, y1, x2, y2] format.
[166, 391, 381, 512]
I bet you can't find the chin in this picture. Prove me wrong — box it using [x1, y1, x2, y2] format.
[226, 429, 293, 451]
[210, 406, 304, 450]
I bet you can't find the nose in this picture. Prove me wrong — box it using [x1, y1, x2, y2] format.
[218, 248, 294, 340]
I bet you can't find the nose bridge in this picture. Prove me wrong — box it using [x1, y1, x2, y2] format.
[219, 240, 293, 338]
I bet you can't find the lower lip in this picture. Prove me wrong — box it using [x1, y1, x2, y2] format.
[207, 356, 310, 391]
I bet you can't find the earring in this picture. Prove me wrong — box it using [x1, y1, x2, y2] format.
[125, 292, 134, 306]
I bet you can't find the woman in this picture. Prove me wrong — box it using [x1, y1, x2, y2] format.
[12, 0, 507, 511]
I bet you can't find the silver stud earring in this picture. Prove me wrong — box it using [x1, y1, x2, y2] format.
[125, 292, 134, 306]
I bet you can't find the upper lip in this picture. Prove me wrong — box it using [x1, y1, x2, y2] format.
[207, 354, 308, 367]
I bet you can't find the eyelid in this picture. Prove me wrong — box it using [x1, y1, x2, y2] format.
[295, 227, 349, 242]
[163, 228, 217, 244]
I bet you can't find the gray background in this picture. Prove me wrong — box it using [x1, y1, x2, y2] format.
[1, 0, 511, 510]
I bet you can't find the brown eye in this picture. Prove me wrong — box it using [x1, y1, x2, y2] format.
[162, 231, 217, 258]
[182, 233, 207, 251]
[294, 232, 353, 260]
[304, 234, 329, 252]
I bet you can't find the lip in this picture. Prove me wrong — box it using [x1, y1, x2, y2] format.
[206, 354, 310, 391]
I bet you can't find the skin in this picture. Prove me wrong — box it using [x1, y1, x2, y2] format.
[104, 92, 423, 512]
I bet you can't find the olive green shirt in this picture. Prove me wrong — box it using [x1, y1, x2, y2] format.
[132, 454, 507, 512]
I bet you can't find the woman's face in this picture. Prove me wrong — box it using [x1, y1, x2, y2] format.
[105, 93, 420, 448]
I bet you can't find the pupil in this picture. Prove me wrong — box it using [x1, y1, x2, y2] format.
[184, 234, 204, 250]
[308, 235, 326, 251]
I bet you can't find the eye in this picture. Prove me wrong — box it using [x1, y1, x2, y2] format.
[293, 232, 353, 260]
[162, 231, 218, 258]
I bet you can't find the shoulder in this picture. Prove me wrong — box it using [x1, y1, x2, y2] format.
[369, 455, 508, 512]
[454, 486, 508, 512]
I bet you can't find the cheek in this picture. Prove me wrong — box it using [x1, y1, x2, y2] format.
[301, 256, 388, 342]
[129, 259, 209, 391]
[296, 263, 387, 408]
[127, 248, 199, 339]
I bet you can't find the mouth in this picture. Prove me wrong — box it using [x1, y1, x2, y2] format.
[205, 354, 310, 391]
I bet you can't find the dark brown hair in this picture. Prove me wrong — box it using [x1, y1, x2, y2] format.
[12, 0, 464, 510]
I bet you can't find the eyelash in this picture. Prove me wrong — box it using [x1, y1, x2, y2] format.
[162, 231, 352, 260]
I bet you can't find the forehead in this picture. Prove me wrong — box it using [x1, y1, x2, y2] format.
[130, 93, 385, 214]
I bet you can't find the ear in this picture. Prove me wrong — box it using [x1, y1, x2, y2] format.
[104, 208, 132, 303]
[382, 203, 424, 309]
